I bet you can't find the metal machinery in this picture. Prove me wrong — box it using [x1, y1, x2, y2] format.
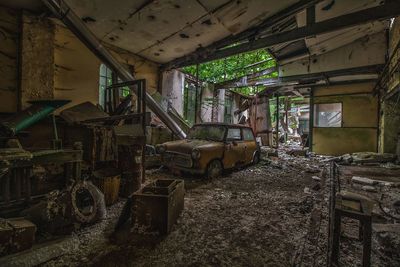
[0, 100, 83, 217]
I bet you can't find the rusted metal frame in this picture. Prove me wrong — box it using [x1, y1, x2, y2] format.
[215, 66, 277, 89]
[166, 2, 400, 68]
[218, 65, 382, 90]
[42, 0, 186, 139]
[327, 162, 337, 266]
[163, 0, 323, 69]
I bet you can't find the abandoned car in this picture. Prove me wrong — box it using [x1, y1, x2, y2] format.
[157, 123, 260, 178]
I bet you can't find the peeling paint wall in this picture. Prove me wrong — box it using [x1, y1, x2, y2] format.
[313, 82, 378, 156]
[0, 6, 19, 113]
[54, 22, 100, 112]
[54, 22, 160, 112]
[161, 70, 184, 116]
[20, 12, 54, 109]
[108, 44, 160, 94]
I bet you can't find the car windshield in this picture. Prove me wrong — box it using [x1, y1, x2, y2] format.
[187, 125, 226, 142]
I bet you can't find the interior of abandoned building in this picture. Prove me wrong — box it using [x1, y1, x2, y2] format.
[1, 0, 400, 266]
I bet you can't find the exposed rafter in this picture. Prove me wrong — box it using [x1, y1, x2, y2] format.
[224, 64, 383, 89]
[215, 66, 277, 89]
[164, 1, 400, 69]
[162, 0, 323, 70]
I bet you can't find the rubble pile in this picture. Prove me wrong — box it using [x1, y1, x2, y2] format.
[32, 146, 400, 266]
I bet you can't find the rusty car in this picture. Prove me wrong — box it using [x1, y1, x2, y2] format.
[156, 123, 260, 178]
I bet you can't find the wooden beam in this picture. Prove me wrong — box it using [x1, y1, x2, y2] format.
[164, 2, 399, 69]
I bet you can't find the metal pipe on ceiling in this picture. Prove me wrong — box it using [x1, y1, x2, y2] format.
[41, 0, 186, 139]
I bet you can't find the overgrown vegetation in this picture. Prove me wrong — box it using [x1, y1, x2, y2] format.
[182, 49, 277, 96]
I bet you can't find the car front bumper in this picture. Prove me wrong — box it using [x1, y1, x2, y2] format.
[161, 151, 205, 175]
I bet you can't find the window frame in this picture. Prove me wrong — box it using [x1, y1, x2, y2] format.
[242, 127, 255, 141]
[313, 102, 343, 128]
[225, 127, 243, 142]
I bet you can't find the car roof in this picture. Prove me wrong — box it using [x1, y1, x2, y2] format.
[193, 122, 251, 129]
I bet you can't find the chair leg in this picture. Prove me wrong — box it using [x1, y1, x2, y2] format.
[332, 209, 341, 266]
[362, 217, 372, 267]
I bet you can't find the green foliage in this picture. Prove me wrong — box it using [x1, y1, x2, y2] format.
[182, 49, 276, 96]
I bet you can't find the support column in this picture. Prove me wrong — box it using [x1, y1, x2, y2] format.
[309, 88, 314, 151]
[275, 94, 279, 148]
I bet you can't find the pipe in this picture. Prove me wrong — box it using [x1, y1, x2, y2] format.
[42, 0, 186, 139]
[0, 100, 70, 137]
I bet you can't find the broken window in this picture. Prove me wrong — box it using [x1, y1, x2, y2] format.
[314, 103, 342, 127]
[226, 128, 242, 141]
[99, 64, 113, 108]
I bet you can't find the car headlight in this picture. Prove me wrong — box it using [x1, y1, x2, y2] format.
[156, 145, 166, 154]
[191, 149, 201, 160]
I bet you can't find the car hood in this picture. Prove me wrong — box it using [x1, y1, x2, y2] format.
[163, 139, 223, 154]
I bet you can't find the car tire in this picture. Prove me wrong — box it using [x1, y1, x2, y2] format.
[253, 152, 260, 165]
[207, 159, 223, 179]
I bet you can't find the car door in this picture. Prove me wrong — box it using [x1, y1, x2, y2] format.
[242, 127, 257, 164]
[223, 127, 245, 168]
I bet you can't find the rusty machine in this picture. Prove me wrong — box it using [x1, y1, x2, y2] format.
[0, 79, 150, 255]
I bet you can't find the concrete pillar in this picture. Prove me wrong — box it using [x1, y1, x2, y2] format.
[200, 83, 213, 122]
[217, 89, 225, 123]
[161, 69, 184, 116]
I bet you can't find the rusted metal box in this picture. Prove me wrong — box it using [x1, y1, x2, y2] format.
[132, 179, 184, 234]
[0, 219, 13, 256]
[7, 218, 36, 253]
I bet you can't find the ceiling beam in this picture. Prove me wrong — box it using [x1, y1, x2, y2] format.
[162, 0, 323, 70]
[215, 66, 277, 89]
[223, 64, 383, 89]
[164, 1, 400, 69]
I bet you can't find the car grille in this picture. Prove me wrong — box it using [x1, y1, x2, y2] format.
[163, 152, 192, 168]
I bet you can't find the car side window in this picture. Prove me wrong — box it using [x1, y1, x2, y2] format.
[242, 128, 255, 141]
[226, 128, 242, 141]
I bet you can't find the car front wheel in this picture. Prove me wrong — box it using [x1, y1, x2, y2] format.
[207, 159, 223, 179]
[253, 152, 260, 165]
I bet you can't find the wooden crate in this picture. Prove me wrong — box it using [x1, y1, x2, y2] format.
[7, 218, 36, 253]
[93, 168, 121, 206]
[132, 179, 184, 235]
